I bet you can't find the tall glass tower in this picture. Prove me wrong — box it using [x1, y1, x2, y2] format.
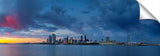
[49, 35, 52, 43]
[52, 34, 56, 43]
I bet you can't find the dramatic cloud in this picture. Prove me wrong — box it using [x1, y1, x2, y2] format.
[0, 14, 20, 30]
[0, 0, 160, 43]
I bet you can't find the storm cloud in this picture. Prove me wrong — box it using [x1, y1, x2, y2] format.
[0, 0, 160, 43]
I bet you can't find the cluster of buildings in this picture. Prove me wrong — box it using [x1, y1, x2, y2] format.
[62, 35, 90, 44]
[45, 34, 92, 44]
[46, 34, 56, 44]
[99, 36, 116, 45]
[44, 33, 156, 46]
[45, 33, 116, 45]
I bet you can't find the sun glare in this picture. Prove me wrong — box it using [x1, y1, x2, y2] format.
[0, 37, 45, 43]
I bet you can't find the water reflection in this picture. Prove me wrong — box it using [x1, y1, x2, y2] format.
[0, 44, 159, 56]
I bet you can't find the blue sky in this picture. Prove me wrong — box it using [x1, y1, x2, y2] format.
[0, 0, 160, 43]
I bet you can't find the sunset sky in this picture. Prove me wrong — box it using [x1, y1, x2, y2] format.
[0, 0, 160, 43]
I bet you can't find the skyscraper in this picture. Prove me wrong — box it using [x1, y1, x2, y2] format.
[52, 34, 56, 43]
[69, 37, 73, 44]
[64, 37, 68, 44]
[106, 36, 110, 43]
[47, 38, 49, 43]
[59, 39, 62, 43]
[84, 35, 87, 42]
[81, 35, 83, 42]
[75, 39, 77, 43]
[67, 36, 68, 43]
[49, 35, 52, 43]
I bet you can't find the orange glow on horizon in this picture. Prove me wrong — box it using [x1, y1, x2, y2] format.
[0, 37, 45, 43]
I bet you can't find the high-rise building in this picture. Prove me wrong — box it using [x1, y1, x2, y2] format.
[52, 34, 56, 43]
[67, 36, 68, 43]
[81, 35, 83, 42]
[69, 37, 73, 44]
[84, 35, 87, 42]
[106, 36, 110, 43]
[75, 39, 77, 43]
[47, 38, 49, 43]
[49, 35, 52, 43]
[87, 39, 89, 42]
[63, 37, 68, 44]
[59, 39, 62, 43]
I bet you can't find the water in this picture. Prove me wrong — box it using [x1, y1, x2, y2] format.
[0, 44, 159, 56]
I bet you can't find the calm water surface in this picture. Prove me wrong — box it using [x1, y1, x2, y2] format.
[0, 44, 159, 56]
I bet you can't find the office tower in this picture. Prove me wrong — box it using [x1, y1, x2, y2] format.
[75, 39, 77, 43]
[67, 36, 68, 43]
[81, 35, 83, 42]
[84, 35, 87, 42]
[47, 38, 49, 43]
[52, 34, 56, 43]
[64, 38, 68, 44]
[106, 36, 110, 43]
[62, 40, 64, 43]
[49, 35, 52, 43]
[69, 37, 73, 44]
[87, 39, 89, 42]
[59, 39, 62, 43]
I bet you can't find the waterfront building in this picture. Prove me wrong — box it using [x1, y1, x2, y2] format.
[63, 38, 68, 44]
[47, 38, 49, 43]
[106, 36, 110, 43]
[58, 39, 62, 43]
[78, 40, 81, 43]
[75, 39, 77, 43]
[49, 35, 52, 43]
[137, 42, 142, 45]
[69, 37, 73, 44]
[115, 42, 121, 45]
[84, 35, 87, 42]
[87, 39, 89, 42]
[67, 36, 68, 43]
[52, 34, 56, 43]
[81, 35, 83, 42]
[61, 40, 64, 43]
[111, 40, 116, 43]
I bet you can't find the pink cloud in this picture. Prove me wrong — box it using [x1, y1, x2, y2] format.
[0, 14, 21, 30]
